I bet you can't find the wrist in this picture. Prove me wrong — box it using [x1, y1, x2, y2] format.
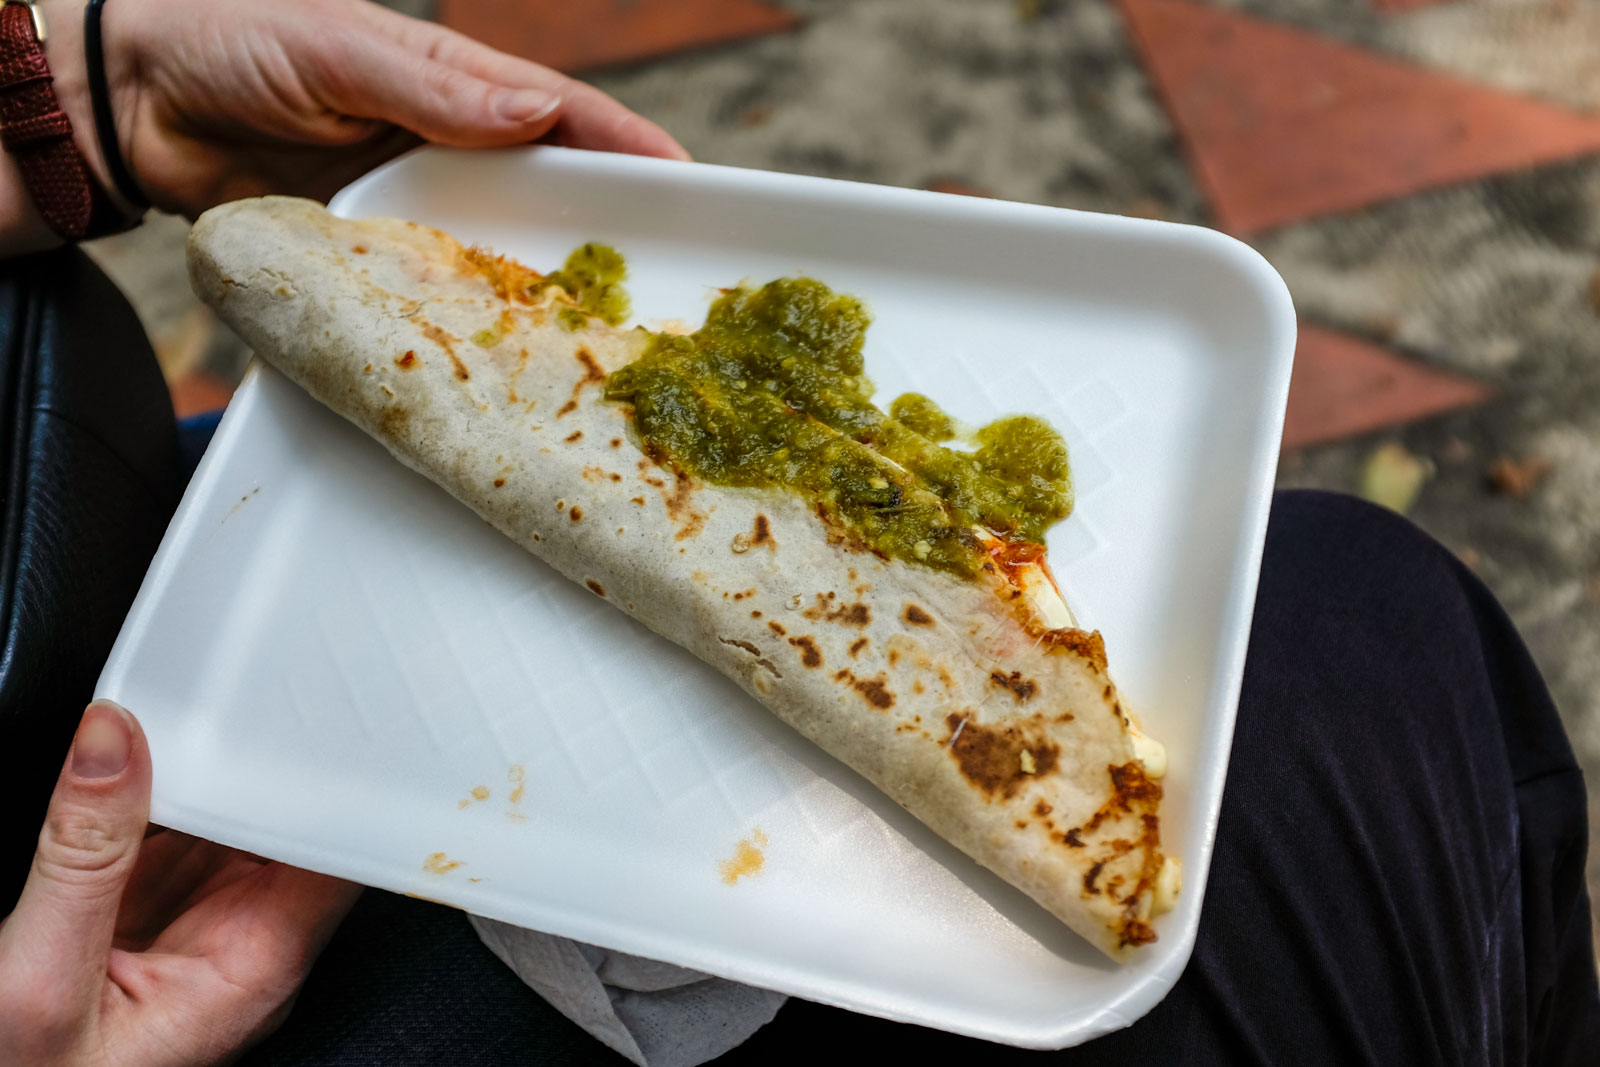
[0, 0, 142, 252]
[41, 0, 140, 217]
[0, 144, 55, 254]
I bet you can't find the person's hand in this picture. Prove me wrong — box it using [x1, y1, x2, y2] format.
[46, 0, 688, 217]
[0, 702, 360, 1066]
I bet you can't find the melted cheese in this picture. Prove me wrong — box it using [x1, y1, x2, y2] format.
[1153, 857, 1182, 916]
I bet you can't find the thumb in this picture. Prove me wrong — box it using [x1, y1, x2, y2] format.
[1, 701, 150, 1002]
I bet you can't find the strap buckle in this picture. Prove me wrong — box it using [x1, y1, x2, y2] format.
[1, 1, 45, 43]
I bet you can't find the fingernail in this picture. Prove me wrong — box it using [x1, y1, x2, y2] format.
[72, 702, 132, 780]
[497, 89, 561, 124]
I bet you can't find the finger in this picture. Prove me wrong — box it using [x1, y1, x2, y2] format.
[210, 864, 362, 986]
[0, 702, 151, 1007]
[540, 84, 692, 161]
[317, 33, 563, 149]
[367, 13, 690, 160]
[460, 58, 689, 160]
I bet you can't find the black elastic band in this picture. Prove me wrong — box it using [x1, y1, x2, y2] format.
[83, 0, 147, 212]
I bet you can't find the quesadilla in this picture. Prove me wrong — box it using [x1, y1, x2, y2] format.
[186, 196, 1179, 958]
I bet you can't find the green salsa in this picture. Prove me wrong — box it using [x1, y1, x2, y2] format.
[888, 393, 957, 442]
[601, 273, 1074, 577]
[540, 243, 630, 326]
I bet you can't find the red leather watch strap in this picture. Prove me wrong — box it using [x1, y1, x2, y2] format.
[0, 2, 124, 240]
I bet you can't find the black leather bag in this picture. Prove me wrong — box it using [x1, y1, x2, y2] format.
[0, 247, 183, 911]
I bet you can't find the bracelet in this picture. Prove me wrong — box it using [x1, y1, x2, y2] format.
[0, 0, 128, 239]
[83, 0, 146, 212]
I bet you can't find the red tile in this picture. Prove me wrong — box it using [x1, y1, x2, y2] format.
[1117, 0, 1600, 232]
[168, 373, 236, 419]
[1284, 324, 1492, 450]
[437, 0, 798, 74]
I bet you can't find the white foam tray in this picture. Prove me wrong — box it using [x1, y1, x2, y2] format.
[98, 146, 1295, 1048]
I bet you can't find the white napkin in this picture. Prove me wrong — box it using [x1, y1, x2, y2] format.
[470, 916, 789, 1067]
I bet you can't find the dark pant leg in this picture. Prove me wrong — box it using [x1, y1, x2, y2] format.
[240, 892, 621, 1066]
[0, 249, 183, 913]
[248, 491, 1600, 1066]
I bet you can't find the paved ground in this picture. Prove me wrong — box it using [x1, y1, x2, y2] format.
[86, 0, 1600, 959]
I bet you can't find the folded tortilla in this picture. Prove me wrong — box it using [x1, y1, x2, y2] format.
[187, 197, 1178, 958]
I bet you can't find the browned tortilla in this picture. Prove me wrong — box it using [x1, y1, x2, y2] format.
[187, 197, 1178, 957]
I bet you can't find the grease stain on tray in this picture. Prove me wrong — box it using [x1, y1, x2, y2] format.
[423, 851, 464, 874]
[221, 486, 261, 524]
[458, 784, 490, 809]
[202, 485, 263, 550]
[719, 828, 769, 885]
[507, 763, 528, 821]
